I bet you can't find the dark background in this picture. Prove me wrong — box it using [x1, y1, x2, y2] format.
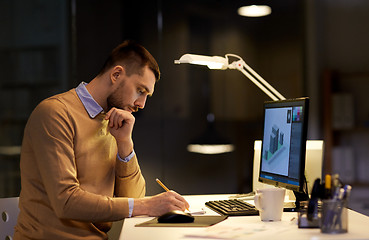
[1, 0, 369, 215]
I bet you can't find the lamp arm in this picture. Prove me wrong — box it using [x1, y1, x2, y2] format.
[226, 54, 286, 101]
[237, 64, 280, 101]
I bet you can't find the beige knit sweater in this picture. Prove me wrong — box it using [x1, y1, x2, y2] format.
[14, 89, 145, 239]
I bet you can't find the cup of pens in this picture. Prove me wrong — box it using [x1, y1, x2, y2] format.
[321, 198, 348, 233]
[309, 175, 351, 234]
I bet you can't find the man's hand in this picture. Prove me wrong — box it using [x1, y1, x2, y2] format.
[132, 191, 190, 217]
[105, 107, 135, 156]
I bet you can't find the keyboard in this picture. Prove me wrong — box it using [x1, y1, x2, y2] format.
[205, 199, 259, 216]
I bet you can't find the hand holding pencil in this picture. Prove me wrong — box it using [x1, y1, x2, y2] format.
[130, 178, 190, 217]
[156, 178, 190, 211]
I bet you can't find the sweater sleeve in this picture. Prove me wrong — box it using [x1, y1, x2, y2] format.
[26, 98, 130, 222]
[115, 154, 146, 198]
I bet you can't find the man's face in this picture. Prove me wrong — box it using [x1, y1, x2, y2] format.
[107, 65, 155, 112]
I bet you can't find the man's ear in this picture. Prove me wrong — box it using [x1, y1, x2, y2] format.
[110, 65, 125, 84]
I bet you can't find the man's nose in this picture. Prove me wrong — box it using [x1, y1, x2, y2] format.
[135, 96, 147, 109]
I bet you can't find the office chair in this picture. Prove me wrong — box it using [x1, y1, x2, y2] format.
[0, 197, 20, 240]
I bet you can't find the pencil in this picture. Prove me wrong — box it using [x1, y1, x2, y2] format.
[156, 178, 190, 211]
[156, 178, 170, 192]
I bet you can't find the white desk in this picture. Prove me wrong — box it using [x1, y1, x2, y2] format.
[120, 194, 369, 240]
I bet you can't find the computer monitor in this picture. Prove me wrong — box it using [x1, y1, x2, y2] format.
[253, 140, 324, 199]
[258, 97, 310, 203]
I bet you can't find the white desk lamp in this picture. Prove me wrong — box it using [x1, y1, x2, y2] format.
[175, 53, 285, 101]
[174, 53, 286, 154]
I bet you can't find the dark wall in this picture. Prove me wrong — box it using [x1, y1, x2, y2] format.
[2, 0, 369, 215]
[73, 0, 305, 195]
[0, 0, 305, 197]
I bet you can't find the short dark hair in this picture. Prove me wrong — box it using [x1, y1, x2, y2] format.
[98, 40, 160, 81]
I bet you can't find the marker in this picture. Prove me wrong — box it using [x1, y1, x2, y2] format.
[325, 174, 331, 198]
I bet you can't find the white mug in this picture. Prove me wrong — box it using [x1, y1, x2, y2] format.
[254, 188, 286, 221]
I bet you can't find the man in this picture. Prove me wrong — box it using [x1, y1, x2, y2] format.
[14, 40, 189, 239]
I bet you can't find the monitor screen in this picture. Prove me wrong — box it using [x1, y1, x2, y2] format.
[259, 97, 309, 193]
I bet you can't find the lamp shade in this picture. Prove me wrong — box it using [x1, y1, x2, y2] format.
[174, 54, 228, 70]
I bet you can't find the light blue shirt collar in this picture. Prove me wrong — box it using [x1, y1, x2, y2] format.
[75, 82, 104, 118]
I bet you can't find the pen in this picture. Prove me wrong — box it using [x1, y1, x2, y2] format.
[332, 185, 352, 229]
[332, 188, 345, 228]
[332, 174, 340, 188]
[343, 185, 352, 200]
[332, 174, 341, 197]
[156, 178, 190, 211]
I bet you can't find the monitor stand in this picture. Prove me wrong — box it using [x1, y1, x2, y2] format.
[284, 176, 310, 212]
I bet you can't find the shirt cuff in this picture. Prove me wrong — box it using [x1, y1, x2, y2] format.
[117, 150, 135, 163]
[128, 198, 134, 217]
